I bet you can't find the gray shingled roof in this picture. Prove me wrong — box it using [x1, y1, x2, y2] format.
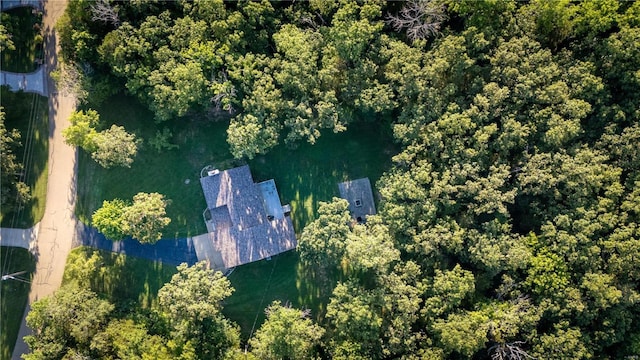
[338, 178, 377, 222]
[199, 165, 297, 269]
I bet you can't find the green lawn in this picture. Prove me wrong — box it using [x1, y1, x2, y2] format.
[62, 247, 178, 310]
[77, 94, 397, 238]
[224, 250, 343, 340]
[76, 94, 237, 238]
[249, 121, 397, 232]
[0, 8, 43, 73]
[0, 88, 49, 228]
[76, 94, 398, 337]
[0, 247, 36, 360]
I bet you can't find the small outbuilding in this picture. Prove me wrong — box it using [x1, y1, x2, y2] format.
[338, 178, 376, 223]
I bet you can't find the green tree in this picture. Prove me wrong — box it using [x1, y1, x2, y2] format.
[446, 0, 516, 39]
[90, 319, 173, 360]
[432, 310, 490, 358]
[91, 198, 129, 240]
[297, 198, 351, 269]
[148, 128, 179, 153]
[63, 110, 140, 168]
[344, 216, 400, 275]
[423, 264, 475, 318]
[62, 109, 100, 151]
[121, 192, 171, 244]
[249, 301, 324, 360]
[62, 250, 103, 289]
[91, 125, 140, 168]
[24, 285, 114, 359]
[519, 0, 576, 49]
[326, 281, 383, 359]
[92, 193, 171, 243]
[531, 322, 592, 359]
[573, 0, 620, 38]
[157, 262, 240, 359]
[599, 26, 640, 119]
[1, 109, 31, 214]
[0, 24, 15, 51]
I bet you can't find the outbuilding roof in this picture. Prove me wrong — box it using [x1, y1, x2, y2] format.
[338, 178, 377, 223]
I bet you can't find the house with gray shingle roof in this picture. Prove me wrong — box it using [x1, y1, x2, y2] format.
[195, 165, 296, 270]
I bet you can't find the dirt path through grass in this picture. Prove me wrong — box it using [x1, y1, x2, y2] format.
[11, 0, 77, 358]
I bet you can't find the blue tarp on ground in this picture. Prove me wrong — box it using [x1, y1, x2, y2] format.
[79, 225, 198, 266]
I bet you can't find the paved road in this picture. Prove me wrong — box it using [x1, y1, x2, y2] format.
[6, 1, 200, 357]
[12, 0, 77, 358]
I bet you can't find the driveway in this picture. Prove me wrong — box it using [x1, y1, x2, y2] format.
[0, 67, 47, 96]
[77, 225, 198, 266]
[0, 227, 38, 249]
[1, 0, 43, 12]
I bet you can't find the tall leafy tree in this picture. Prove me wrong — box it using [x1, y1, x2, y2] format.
[92, 192, 171, 243]
[91, 198, 129, 241]
[121, 192, 171, 244]
[157, 262, 240, 359]
[24, 285, 114, 359]
[62, 109, 100, 150]
[90, 319, 173, 360]
[91, 124, 140, 168]
[63, 109, 140, 168]
[297, 198, 351, 270]
[1, 108, 31, 214]
[249, 301, 324, 360]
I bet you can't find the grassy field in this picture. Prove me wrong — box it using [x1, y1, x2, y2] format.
[62, 247, 178, 310]
[0, 247, 36, 360]
[0, 89, 49, 228]
[0, 8, 43, 73]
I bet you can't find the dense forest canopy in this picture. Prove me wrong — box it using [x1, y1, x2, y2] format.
[36, 0, 640, 359]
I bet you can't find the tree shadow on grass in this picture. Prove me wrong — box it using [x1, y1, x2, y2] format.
[0, 246, 36, 360]
[0, 90, 49, 228]
[1, 7, 43, 74]
[63, 247, 177, 313]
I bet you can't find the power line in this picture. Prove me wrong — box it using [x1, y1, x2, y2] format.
[10, 90, 40, 228]
[4, 91, 40, 278]
[247, 255, 279, 341]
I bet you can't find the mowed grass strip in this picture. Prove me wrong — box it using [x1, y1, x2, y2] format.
[0, 89, 49, 228]
[0, 7, 43, 73]
[0, 246, 36, 360]
[62, 247, 178, 310]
